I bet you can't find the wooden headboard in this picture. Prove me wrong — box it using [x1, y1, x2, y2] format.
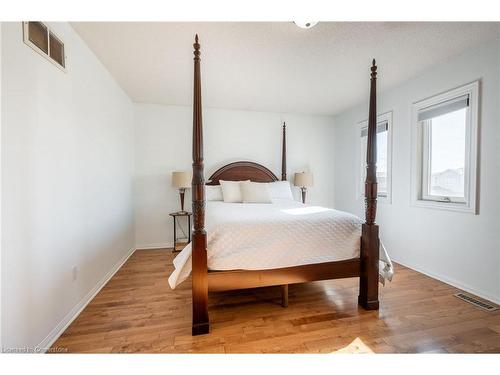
[206, 161, 279, 185]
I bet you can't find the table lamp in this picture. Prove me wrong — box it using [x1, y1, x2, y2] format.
[294, 172, 314, 204]
[171, 171, 191, 213]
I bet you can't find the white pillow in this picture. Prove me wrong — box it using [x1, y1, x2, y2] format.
[241, 182, 272, 203]
[219, 180, 249, 203]
[267, 181, 294, 200]
[206, 185, 223, 201]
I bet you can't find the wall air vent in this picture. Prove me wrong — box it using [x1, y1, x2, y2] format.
[23, 21, 66, 71]
[454, 293, 498, 312]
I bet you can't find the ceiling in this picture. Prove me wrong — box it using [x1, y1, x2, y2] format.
[72, 22, 499, 116]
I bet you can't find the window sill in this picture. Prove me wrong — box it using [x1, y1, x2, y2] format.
[410, 198, 476, 214]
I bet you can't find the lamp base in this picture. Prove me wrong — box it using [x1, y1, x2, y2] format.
[300, 187, 307, 204]
[179, 188, 186, 212]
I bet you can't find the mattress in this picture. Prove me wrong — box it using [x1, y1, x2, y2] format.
[168, 199, 393, 289]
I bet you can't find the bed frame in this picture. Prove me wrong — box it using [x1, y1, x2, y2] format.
[190, 35, 380, 335]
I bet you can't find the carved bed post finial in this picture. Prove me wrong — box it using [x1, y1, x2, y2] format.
[191, 34, 209, 335]
[365, 59, 378, 225]
[192, 35, 204, 232]
[281, 122, 287, 181]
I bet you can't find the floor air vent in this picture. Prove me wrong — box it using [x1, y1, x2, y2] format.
[454, 293, 498, 312]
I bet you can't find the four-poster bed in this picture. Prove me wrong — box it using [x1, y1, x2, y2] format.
[188, 35, 380, 336]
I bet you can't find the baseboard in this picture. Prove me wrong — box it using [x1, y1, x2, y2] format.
[37, 247, 136, 352]
[393, 257, 500, 306]
[135, 243, 173, 250]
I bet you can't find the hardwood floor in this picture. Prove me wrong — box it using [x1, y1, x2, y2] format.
[52, 250, 500, 353]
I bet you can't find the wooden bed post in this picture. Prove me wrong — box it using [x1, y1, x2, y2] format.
[358, 59, 380, 311]
[281, 122, 289, 306]
[191, 34, 209, 335]
[281, 122, 287, 181]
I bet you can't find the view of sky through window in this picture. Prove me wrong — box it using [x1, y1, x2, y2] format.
[428, 108, 466, 197]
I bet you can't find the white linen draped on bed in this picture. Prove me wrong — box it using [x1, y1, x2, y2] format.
[168, 200, 393, 289]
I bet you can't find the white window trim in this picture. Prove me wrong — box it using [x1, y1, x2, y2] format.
[410, 81, 479, 214]
[357, 111, 393, 204]
[22, 22, 67, 73]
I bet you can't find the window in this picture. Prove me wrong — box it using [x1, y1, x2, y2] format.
[358, 112, 393, 203]
[411, 81, 479, 213]
[23, 22, 66, 70]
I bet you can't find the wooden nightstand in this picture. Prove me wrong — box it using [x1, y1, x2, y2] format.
[169, 211, 192, 253]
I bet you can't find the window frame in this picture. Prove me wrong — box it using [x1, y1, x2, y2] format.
[357, 111, 393, 204]
[22, 22, 66, 72]
[410, 81, 479, 214]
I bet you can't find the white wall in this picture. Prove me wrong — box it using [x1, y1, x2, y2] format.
[1, 22, 135, 349]
[333, 37, 500, 303]
[0, 22, 3, 350]
[134, 104, 335, 249]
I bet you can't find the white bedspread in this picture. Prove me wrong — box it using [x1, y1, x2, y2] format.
[168, 200, 393, 288]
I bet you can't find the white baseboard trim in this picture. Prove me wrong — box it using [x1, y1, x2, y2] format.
[37, 247, 136, 352]
[135, 243, 173, 250]
[393, 257, 500, 306]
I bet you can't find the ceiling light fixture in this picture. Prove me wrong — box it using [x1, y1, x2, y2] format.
[294, 21, 318, 29]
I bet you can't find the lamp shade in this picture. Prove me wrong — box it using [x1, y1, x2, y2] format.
[171, 171, 191, 189]
[294, 172, 314, 187]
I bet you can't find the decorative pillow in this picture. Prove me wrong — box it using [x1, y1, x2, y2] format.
[219, 180, 249, 203]
[206, 185, 223, 201]
[267, 181, 294, 200]
[241, 182, 272, 204]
